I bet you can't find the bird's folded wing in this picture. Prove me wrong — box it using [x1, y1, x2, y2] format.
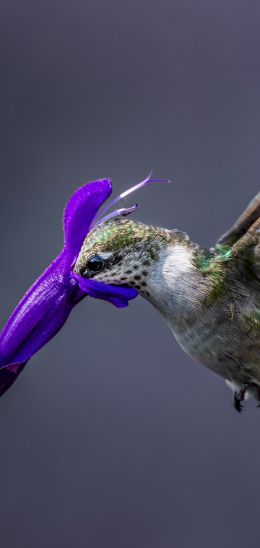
[231, 217, 260, 280]
[217, 191, 260, 247]
[217, 191, 260, 279]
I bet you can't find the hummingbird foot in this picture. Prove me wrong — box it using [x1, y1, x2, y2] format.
[233, 384, 250, 413]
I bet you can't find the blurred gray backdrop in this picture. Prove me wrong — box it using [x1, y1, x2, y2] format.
[0, 1, 260, 547]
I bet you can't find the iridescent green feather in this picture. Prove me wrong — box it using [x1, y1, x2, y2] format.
[193, 245, 233, 305]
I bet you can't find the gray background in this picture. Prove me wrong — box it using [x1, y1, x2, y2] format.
[0, 1, 260, 547]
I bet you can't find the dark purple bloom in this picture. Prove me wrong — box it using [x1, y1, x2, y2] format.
[0, 175, 170, 397]
[0, 179, 138, 396]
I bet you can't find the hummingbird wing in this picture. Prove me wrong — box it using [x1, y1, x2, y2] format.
[217, 191, 260, 279]
[217, 192, 260, 247]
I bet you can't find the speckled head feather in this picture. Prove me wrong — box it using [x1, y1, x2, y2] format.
[74, 219, 157, 269]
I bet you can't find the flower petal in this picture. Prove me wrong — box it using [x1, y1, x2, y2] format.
[71, 273, 138, 308]
[0, 177, 139, 397]
[0, 180, 112, 375]
[63, 178, 112, 266]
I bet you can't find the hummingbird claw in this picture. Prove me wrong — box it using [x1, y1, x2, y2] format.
[233, 384, 249, 413]
[234, 392, 244, 413]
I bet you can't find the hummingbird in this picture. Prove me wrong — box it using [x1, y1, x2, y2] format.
[74, 190, 260, 412]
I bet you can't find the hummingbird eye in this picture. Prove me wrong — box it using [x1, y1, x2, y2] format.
[85, 254, 104, 274]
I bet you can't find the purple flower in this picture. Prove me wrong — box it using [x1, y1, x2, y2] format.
[0, 175, 170, 397]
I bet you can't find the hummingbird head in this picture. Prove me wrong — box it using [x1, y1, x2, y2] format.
[72, 176, 198, 331]
[73, 218, 173, 297]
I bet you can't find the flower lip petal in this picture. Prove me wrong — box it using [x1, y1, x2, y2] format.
[71, 272, 139, 308]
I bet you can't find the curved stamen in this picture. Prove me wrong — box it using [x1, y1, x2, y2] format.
[95, 204, 139, 226]
[93, 173, 171, 226]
